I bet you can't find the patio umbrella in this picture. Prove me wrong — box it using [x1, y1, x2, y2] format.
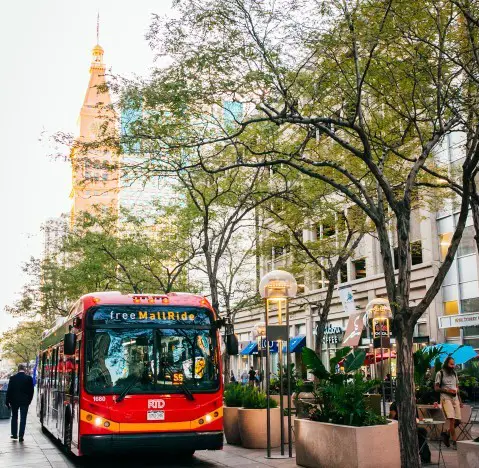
[364, 351, 396, 366]
[423, 343, 478, 365]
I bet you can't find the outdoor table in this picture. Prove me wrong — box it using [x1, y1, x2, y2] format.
[417, 420, 446, 467]
[417, 405, 446, 440]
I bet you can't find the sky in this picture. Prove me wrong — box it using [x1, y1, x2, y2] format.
[0, 0, 174, 333]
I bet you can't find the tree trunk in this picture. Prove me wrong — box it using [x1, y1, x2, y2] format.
[470, 181, 479, 255]
[395, 323, 421, 468]
[223, 351, 231, 385]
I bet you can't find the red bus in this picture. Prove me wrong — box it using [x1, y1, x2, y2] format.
[37, 291, 234, 456]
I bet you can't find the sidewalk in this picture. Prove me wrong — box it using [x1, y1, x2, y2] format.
[1, 404, 474, 467]
[0, 408, 297, 468]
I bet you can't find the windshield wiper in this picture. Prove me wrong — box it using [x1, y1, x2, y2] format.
[116, 373, 141, 403]
[160, 358, 195, 401]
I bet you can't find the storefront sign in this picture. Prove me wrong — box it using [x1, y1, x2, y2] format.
[258, 339, 278, 353]
[342, 312, 366, 348]
[322, 324, 344, 344]
[438, 312, 479, 329]
[373, 317, 391, 348]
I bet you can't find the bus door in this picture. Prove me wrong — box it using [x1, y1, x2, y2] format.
[71, 337, 81, 452]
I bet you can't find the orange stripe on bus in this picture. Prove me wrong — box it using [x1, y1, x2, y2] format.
[80, 406, 223, 433]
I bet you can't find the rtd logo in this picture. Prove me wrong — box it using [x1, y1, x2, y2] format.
[148, 399, 165, 409]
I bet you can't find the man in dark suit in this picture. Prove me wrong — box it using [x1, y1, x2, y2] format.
[6, 364, 34, 442]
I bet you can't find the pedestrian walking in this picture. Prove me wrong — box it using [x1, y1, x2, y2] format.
[248, 366, 256, 387]
[434, 356, 463, 448]
[230, 371, 236, 383]
[240, 369, 248, 385]
[5, 364, 34, 442]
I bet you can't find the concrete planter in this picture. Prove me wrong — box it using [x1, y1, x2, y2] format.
[295, 418, 400, 468]
[457, 440, 479, 468]
[223, 406, 242, 445]
[238, 407, 281, 448]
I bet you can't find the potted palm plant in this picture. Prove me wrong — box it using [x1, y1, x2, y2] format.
[295, 346, 400, 468]
[223, 384, 245, 445]
[237, 386, 280, 448]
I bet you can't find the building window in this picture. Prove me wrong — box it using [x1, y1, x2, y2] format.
[464, 338, 479, 349]
[439, 233, 452, 261]
[417, 323, 428, 337]
[353, 258, 366, 279]
[411, 241, 423, 265]
[458, 226, 476, 257]
[443, 301, 460, 338]
[340, 263, 348, 283]
[463, 326, 479, 337]
[461, 297, 479, 313]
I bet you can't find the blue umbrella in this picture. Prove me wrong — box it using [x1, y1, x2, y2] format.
[424, 343, 478, 366]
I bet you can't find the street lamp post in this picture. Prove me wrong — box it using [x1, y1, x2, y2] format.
[366, 298, 392, 416]
[259, 270, 297, 459]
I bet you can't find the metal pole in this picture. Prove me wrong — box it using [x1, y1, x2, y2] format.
[265, 300, 271, 459]
[286, 299, 292, 458]
[380, 322, 386, 417]
[279, 340, 284, 455]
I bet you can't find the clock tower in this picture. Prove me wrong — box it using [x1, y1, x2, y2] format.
[70, 38, 119, 224]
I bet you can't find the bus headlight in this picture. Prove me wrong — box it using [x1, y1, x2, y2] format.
[94, 417, 102, 426]
[205, 415, 212, 423]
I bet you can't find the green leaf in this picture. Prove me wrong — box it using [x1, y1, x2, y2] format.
[343, 350, 366, 374]
[302, 346, 329, 379]
[329, 346, 352, 369]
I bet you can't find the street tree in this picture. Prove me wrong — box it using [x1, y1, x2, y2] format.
[260, 175, 369, 354]
[93, 2, 479, 465]
[175, 164, 288, 382]
[0, 321, 45, 370]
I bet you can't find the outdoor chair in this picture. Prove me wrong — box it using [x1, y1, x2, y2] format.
[456, 405, 475, 441]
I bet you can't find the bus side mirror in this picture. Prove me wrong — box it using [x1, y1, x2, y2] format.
[226, 334, 238, 356]
[64, 333, 76, 356]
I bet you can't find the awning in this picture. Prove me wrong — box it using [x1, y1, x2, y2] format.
[282, 335, 307, 353]
[240, 341, 258, 355]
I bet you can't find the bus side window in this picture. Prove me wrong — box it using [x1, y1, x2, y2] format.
[75, 340, 81, 396]
[40, 352, 47, 386]
[53, 348, 58, 389]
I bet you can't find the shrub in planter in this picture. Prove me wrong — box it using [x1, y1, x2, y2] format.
[295, 346, 399, 467]
[238, 387, 281, 448]
[242, 385, 278, 409]
[223, 384, 245, 445]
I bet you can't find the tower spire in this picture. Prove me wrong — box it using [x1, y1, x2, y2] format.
[91, 12, 104, 68]
[96, 11, 100, 45]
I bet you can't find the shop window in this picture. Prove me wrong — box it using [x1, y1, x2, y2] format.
[444, 301, 460, 338]
[411, 241, 423, 265]
[464, 338, 479, 350]
[340, 263, 348, 283]
[353, 258, 366, 279]
[458, 226, 476, 257]
[463, 326, 479, 337]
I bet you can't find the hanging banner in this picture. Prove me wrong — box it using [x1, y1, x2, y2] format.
[339, 286, 356, 314]
[342, 312, 366, 348]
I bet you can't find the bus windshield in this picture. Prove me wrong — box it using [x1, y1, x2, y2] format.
[85, 306, 219, 395]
